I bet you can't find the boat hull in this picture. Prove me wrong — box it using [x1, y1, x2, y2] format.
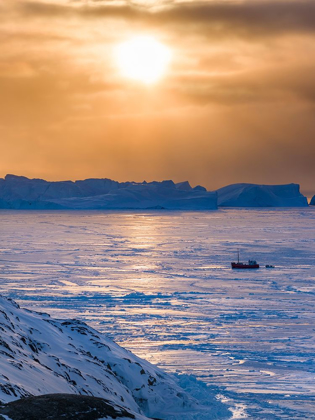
[231, 263, 260, 269]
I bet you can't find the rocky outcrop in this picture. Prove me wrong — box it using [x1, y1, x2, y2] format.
[0, 394, 146, 420]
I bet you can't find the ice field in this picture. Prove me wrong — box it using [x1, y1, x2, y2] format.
[0, 208, 315, 418]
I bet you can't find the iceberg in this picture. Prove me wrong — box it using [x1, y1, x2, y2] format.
[0, 175, 308, 209]
[310, 195, 315, 206]
[216, 183, 308, 207]
[0, 175, 217, 210]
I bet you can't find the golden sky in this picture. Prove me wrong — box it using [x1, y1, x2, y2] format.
[1, 0, 315, 194]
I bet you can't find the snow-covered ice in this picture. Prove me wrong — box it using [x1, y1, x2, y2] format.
[0, 208, 315, 418]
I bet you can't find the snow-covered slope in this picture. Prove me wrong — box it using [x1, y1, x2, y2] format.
[0, 296, 227, 420]
[0, 175, 217, 210]
[216, 183, 308, 207]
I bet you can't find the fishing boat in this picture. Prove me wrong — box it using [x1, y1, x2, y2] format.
[231, 250, 259, 269]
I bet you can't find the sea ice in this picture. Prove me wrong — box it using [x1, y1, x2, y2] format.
[0, 208, 315, 418]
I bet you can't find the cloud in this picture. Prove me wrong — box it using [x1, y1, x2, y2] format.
[168, 61, 315, 106]
[11, 0, 315, 39]
[1, 1, 315, 192]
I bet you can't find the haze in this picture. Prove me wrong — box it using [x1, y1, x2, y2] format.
[1, 0, 315, 195]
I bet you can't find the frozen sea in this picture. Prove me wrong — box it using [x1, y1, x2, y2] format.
[0, 208, 315, 419]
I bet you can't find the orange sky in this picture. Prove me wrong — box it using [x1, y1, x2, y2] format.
[1, 0, 315, 195]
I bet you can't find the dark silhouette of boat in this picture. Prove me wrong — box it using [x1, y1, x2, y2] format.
[231, 250, 259, 269]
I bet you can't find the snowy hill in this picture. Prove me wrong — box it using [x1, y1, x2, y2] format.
[0, 175, 217, 210]
[216, 183, 308, 207]
[0, 296, 228, 420]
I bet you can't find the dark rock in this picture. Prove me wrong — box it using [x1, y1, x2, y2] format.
[0, 393, 136, 420]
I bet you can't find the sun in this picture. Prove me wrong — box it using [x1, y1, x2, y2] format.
[115, 36, 172, 84]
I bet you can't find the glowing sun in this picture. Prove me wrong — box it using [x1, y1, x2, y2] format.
[115, 36, 172, 84]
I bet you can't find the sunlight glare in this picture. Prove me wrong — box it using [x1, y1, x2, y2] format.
[115, 36, 172, 84]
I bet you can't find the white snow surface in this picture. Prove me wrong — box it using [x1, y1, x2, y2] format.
[0, 175, 217, 210]
[216, 183, 308, 207]
[0, 296, 227, 420]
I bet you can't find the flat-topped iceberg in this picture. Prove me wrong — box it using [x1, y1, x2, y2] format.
[216, 183, 308, 207]
[0, 175, 217, 210]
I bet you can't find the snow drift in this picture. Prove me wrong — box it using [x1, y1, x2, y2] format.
[0, 296, 228, 420]
[216, 183, 308, 207]
[0, 175, 217, 210]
